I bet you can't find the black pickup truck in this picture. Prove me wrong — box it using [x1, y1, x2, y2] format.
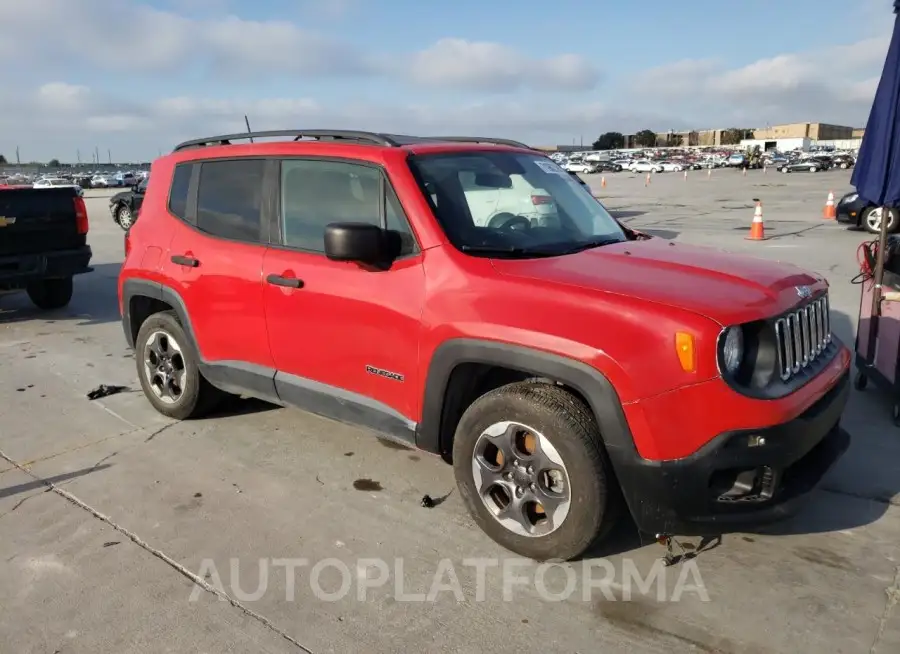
[109, 176, 147, 230]
[0, 186, 93, 309]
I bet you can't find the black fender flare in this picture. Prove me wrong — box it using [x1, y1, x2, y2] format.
[416, 338, 639, 464]
[120, 278, 199, 351]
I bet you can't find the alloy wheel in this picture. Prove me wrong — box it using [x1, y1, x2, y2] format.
[143, 330, 187, 404]
[471, 421, 571, 537]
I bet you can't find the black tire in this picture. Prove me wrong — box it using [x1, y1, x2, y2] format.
[452, 381, 619, 561]
[26, 277, 73, 310]
[134, 310, 224, 419]
[854, 371, 868, 391]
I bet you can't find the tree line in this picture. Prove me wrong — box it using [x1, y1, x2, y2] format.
[590, 128, 753, 150]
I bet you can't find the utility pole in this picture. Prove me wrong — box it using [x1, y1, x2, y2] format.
[94, 146, 99, 167]
[76, 149, 81, 164]
[15, 146, 20, 165]
[108, 149, 111, 165]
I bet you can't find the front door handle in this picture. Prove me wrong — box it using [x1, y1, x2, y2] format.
[266, 274, 304, 288]
[171, 255, 199, 267]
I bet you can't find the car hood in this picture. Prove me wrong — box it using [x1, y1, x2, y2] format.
[109, 191, 130, 204]
[490, 238, 826, 325]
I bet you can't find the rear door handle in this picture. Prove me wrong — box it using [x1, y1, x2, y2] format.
[266, 274, 304, 288]
[171, 255, 199, 267]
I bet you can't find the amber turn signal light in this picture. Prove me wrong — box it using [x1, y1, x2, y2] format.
[675, 332, 696, 372]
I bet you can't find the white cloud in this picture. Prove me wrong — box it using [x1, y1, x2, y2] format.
[407, 38, 600, 91]
[0, 83, 675, 161]
[0, 0, 598, 88]
[629, 34, 890, 128]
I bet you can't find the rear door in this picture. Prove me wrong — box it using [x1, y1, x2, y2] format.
[161, 159, 276, 394]
[0, 187, 81, 256]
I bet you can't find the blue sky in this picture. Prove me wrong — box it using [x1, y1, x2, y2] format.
[0, 0, 891, 161]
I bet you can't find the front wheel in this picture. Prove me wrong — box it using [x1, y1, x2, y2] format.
[452, 381, 619, 561]
[863, 206, 899, 234]
[840, 163, 848, 170]
[26, 277, 73, 310]
[116, 205, 134, 230]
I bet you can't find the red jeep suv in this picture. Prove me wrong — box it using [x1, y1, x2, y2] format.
[119, 130, 851, 560]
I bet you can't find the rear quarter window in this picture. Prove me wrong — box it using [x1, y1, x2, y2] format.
[168, 163, 192, 219]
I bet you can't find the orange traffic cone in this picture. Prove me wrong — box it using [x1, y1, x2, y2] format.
[601, 176, 607, 188]
[645, 172, 651, 186]
[746, 201, 765, 240]
[823, 191, 836, 219]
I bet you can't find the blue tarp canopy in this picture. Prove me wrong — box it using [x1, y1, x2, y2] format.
[851, 1, 900, 207]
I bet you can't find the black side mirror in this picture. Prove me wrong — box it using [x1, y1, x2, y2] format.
[324, 222, 389, 265]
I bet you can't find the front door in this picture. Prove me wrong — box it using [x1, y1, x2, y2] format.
[262, 158, 425, 438]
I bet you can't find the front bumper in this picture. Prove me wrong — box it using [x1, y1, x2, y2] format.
[836, 195, 866, 225]
[0, 246, 93, 289]
[615, 371, 850, 536]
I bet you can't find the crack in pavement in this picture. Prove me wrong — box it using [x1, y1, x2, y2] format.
[0, 488, 50, 520]
[0, 448, 315, 654]
[144, 422, 178, 443]
[871, 566, 900, 653]
[6, 429, 143, 470]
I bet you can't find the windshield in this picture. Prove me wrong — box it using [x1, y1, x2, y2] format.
[408, 152, 626, 257]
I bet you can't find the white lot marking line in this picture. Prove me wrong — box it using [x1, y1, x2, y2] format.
[0, 448, 315, 654]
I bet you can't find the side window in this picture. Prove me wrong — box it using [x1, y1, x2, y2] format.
[196, 160, 265, 242]
[280, 159, 417, 255]
[168, 163, 192, 219]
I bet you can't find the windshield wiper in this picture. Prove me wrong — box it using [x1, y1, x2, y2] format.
[459, 245, 561, 258]
[552, 238, 625, 254]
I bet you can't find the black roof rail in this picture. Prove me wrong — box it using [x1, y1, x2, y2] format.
[420, 136, 534, 149]
[172, 130, 400, 152]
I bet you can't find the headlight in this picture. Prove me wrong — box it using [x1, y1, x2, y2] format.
[844, 193, 858, 204]
[721, 326, 744, 375]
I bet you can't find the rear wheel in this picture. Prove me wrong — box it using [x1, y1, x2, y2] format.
[840, 163, 849, 170]
[135, 310, 225, 419]
[452, 381, 619, 561]
[26, 277, 73, 310]
[809, 166, 818, 173]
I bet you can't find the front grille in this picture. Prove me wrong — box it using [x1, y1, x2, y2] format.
[774, 294, 832, 381]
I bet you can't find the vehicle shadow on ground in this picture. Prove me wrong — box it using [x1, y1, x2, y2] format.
[0, 263, 122, 327]
[207, 396, 280, 419]
[757, 309, 898, 535]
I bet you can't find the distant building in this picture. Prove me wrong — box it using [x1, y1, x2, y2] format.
[752, 123, 855, 141]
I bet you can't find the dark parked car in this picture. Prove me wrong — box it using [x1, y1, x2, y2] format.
[780, 159, 827, 173]
[593, 160, 623, 173]
[837, 191, 899, 234]
[831, 155, 855, 170]
[109, 176, 147, 230]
